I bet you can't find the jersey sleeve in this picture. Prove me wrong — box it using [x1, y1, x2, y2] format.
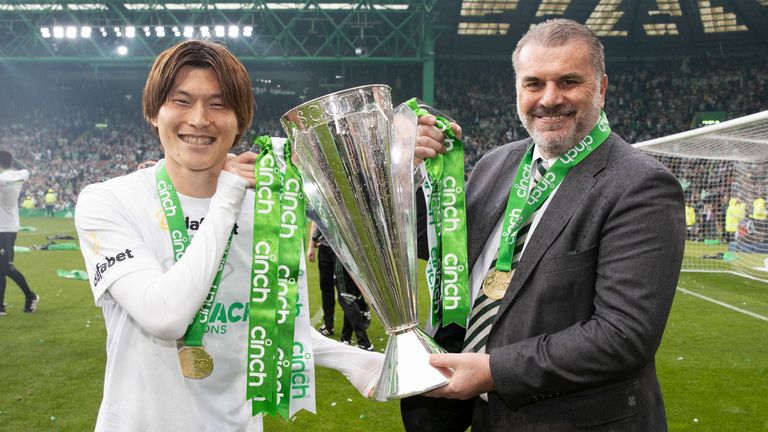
[0, 169, 29, 184]
[76, 171, 249, 340]
[75, 182, 165, 305]
[310, 328, 384, 397]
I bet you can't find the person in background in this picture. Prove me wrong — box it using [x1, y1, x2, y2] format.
[44, 188, 56, 217]
[21, 195, 35, 210]
[0, 150, 39, 315]
[335, 260, 374, 351]
[306, 221, 337, 336]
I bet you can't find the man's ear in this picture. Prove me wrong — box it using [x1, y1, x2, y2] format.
[599, 74, 608, 108]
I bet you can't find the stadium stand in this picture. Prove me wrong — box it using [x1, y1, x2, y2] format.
[1, 54, 766, 211]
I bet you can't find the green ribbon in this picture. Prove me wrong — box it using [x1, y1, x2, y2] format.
[248, 136, 282, 416]
[275, 140, 305, 420]
[497, 111, 611, 271]
[154, 162, 233, 349]
[248, 135, 305, 420]
[405, 98, 470, 328]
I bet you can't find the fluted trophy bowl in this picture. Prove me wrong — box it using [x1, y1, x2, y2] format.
[281, 84, 448, 401]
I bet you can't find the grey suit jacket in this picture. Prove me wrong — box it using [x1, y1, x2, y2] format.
[461, 133, 685, 431]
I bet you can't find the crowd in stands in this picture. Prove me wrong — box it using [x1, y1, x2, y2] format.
[1, 53, 766, 211]
[434, 54, 768, 171]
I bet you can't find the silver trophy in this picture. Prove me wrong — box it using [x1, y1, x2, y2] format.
[281, 85, 449, 401]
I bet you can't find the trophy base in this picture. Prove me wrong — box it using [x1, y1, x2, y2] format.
[372, 326, 450, 401]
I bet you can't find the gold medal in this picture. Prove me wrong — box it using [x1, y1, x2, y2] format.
[482, 269, 512, 300]
[178, 346, 214, 379]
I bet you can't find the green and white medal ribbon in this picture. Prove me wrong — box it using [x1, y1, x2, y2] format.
[155, 161, 233, 378]
[248, 135, 305, 419]
[496, 112, 611, 272]
[405, 98, 470, 328]
[275, 139, 305, 420]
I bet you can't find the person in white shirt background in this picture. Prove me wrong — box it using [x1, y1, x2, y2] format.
[0, 150, 39, 316]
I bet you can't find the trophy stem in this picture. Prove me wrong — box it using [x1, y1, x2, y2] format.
[372, 326, 450, 401]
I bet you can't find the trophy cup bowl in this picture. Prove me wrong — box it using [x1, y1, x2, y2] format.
[281, 85, 449, 401]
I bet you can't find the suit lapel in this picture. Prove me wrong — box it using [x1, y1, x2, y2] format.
[467, 143, 528, 269]
[493, 136, 615, 321]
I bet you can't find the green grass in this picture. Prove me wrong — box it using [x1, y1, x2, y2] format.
[1, 217, 767, 431]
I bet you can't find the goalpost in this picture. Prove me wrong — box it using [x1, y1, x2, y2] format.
[634, 110, 768, 283]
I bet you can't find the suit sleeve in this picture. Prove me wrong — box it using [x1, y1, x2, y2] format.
[489, 166, 685, 409]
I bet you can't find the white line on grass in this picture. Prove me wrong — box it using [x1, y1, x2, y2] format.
[310, 308, 324, 325]
[677, 287, 768, 322]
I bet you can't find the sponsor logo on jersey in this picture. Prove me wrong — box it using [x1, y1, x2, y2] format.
[185, 216, 240, 235]
[93, 248, 135, 287]
[204, 301, 249, 335]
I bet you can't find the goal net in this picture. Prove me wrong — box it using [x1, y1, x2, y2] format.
[634, 111, 768, 283]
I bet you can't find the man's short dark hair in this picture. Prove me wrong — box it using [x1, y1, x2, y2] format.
[0, 151, 12, 169]
[512, 19, 605, 81]
[142, 40, 255, 149]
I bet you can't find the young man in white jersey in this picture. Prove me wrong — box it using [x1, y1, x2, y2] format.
[75, 40, 385, 431]
[0, 150, 39, 315]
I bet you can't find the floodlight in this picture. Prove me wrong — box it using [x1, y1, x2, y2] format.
[228, 25, 239, 38]
[66, 26, 77, 39]
[183, 26, 194, 38]
[155, 26, 166, 37]
[53, 26, 64, 39]
[41, 27, 51, 38]
[201, 26, 211, 37]
[243, 26, 253, 37]
[117, 45, 128, 56]
[214, 25, 225, 37]
[126, 26, 136, 38]
[81, 26, 92, 38]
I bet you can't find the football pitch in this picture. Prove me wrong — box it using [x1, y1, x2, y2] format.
[1, 217, 766, 431]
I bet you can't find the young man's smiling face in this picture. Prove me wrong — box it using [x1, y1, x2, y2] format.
[151, 66, 239, 175]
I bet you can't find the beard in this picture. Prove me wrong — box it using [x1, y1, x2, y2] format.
[519, 98, 602, 158]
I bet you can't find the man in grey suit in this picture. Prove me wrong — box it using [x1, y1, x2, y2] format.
[405, 19, 685, 431]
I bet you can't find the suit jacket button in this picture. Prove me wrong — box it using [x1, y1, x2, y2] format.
[628, 395, 637, 407]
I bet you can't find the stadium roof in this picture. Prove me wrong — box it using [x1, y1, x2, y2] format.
[1, 0, 766, 62]
[435, 0, 768, 59]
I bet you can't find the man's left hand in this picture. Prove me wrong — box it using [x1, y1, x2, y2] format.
[424, 353, 494, 400]
[414, 115, 462, 166]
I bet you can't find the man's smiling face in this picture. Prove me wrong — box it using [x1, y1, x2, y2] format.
[151, 66, 239, 175]
[515, 40, 607, 158]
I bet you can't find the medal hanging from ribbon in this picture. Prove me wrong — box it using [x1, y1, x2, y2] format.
[488, 111, 612, 296]
[405, 99, 470, 328]
[155, 162, 234, 380]
[248, 135, 305, 419]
